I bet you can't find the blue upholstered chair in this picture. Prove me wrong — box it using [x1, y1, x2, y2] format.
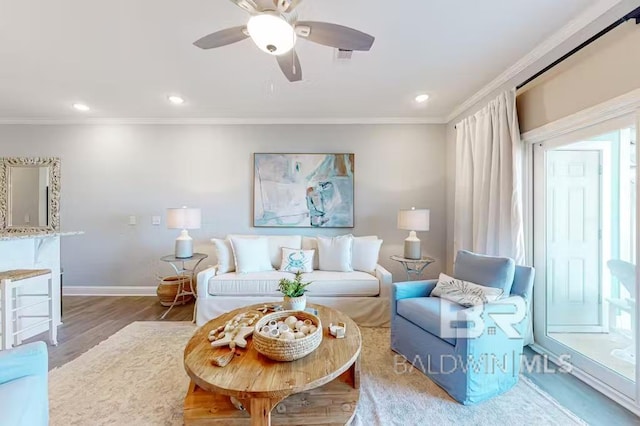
[391, 250, 535, 405]
[0, 342, 49, 426]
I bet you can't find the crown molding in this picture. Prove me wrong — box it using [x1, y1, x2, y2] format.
[0, 116, 448, 125]
[521, 88, 640, 144]
[445, 0, 624, 123]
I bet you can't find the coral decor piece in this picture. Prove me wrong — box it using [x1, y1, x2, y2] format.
[207, 310, 263, 349]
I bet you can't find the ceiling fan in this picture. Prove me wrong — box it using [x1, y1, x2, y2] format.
[193, 0, 375, 82]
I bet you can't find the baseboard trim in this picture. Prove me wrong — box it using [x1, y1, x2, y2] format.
[63, 286, 157, 296]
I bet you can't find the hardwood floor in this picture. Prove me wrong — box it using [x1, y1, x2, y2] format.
[25, 296, 193, 370]
[27, 296, 640, 424]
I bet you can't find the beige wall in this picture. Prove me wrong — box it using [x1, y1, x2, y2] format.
[0, 123, 447, 288]
[517, 21, 640, 133]
[446, 19, 640, 270]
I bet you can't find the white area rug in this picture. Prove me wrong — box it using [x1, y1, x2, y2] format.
[49, 322, 585, 425]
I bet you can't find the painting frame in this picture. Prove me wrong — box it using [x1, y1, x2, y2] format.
[253, 153, 355, 228]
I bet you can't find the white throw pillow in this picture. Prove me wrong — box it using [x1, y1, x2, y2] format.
[352, 237, 383, 274]
[317, 235, 354, 272]
[431, 273, 504, 307]
[302, 236, 320, 270]
[229, 236, 274, 274]
[211, 238, 235, 274]
[279, 248, 314, 273]
[266, 235, 302, 269]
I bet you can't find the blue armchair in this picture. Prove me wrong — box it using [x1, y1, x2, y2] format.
[391, 250, 534, 405]
[0, 342, 49, 426]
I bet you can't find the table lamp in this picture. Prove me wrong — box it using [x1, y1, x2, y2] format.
[166, 207, 201, 258]
[397, 207, 430, 260]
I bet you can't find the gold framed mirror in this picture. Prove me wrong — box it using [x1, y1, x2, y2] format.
[0, 157, 61, 234]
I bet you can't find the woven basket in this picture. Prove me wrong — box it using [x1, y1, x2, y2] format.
[156, 275, 193, 307]
[253, 310, 322, 362]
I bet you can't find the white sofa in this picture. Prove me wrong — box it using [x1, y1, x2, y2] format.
[196, 235, 392, 327]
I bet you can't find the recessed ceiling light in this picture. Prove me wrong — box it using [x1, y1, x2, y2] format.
[168, 95, 185, 105]
[414, 94, 430, 103]
[72, 103, 90, 111]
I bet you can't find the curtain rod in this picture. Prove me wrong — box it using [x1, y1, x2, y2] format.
[454, 5, 640, 130]
[516, 5, 640, 90]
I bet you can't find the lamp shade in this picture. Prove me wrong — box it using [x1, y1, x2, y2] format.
[166, 207, 201, 230]
[397, 208, 430, 231]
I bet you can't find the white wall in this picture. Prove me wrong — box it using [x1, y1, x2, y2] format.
[0, 123, 447, 288]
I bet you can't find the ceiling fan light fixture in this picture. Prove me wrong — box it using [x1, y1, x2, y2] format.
[72, 103, 90, 112]
[167, 95, 185, 105]
[247, 13, 296, 56]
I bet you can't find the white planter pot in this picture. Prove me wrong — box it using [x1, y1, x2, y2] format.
[283, 294, 307, 311]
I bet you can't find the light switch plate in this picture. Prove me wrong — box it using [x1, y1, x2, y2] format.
[128, 215, 137, 226]
[152, 216, 161, 225]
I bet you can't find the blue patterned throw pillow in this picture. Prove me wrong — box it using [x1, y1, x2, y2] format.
[279, 248, 315, 273]
[431, 273, 504, 307]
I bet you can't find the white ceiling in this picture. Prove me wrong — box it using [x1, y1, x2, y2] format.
[0, 0, 599, 121]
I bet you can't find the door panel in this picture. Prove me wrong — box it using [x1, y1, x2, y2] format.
[533, 116, 638, 402]
[546, 150, 601, 330]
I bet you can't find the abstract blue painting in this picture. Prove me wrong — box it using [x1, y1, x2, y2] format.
[254, 153, 354, 228]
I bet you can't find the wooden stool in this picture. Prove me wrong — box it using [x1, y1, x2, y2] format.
[0, 269, 58, 350]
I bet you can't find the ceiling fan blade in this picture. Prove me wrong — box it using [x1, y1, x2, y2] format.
[296, 21, 375, 51]
[193, 27, 249, 49]
[274, 0, 304, 13]
[276, 51, 302, 82]
[228, 0, 259, 13]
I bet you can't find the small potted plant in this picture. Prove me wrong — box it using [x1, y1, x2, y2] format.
[278, 271, 312, 310]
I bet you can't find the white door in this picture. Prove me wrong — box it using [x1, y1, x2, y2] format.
[546, 150, 602, 332]
[533, 114, 639, 402]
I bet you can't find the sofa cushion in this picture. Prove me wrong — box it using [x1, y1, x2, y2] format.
[208, 270, 379, 297]
[317, 235, 353, 272]
[230, 235, 302, 269]
[211, 238, 235, 273]
[352, 237, 382, 274]
[266, 235, 302, 268]
[454, 250, 516, 295]
[302, 237, 320, 270]
[229, 237, 273, 274]
[279, 248, 314, 273]
[396, 297, 469, 345]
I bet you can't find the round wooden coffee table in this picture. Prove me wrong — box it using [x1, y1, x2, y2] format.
[183, 303, 361, 426]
